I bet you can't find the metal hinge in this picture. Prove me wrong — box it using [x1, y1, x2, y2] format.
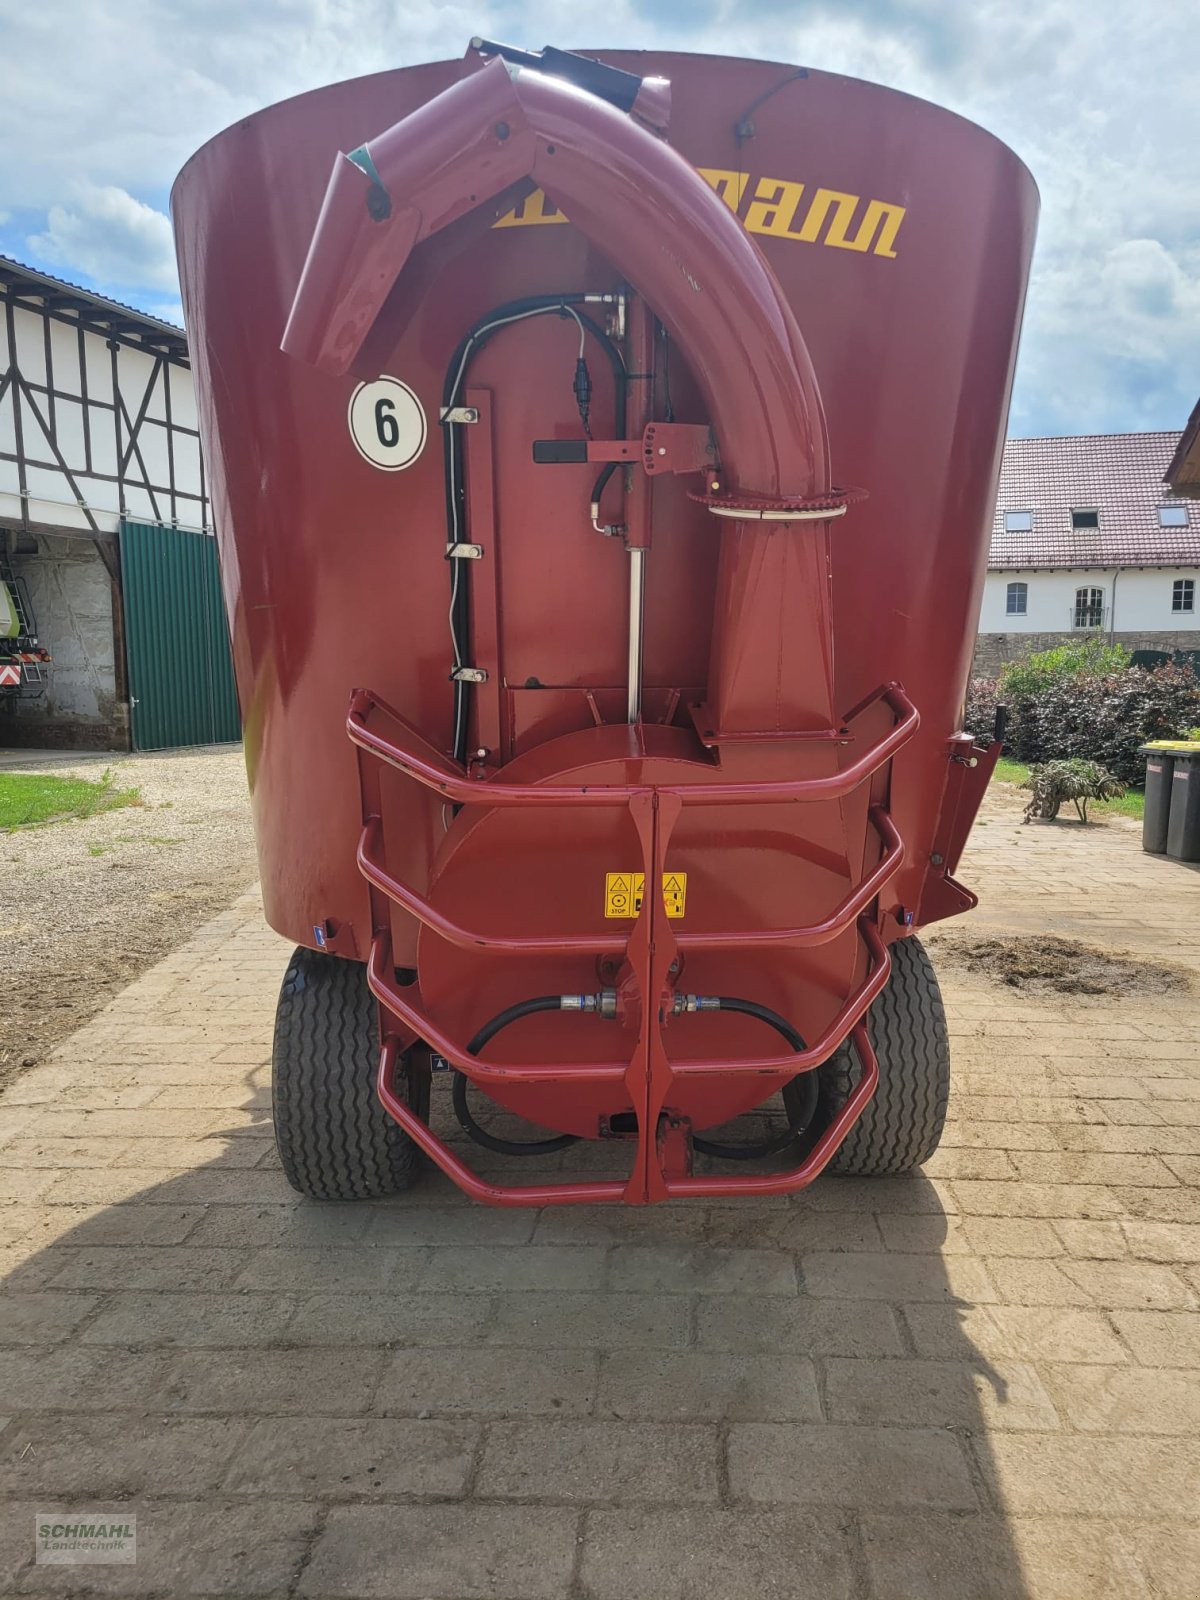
[451, 666, 488, 683]
[440, 405, 480, 425]
[445, 543, 484, 560]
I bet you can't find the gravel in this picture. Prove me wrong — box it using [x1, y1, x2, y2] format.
[1, 745, 258, 1088]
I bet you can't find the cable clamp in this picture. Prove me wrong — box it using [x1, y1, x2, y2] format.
[450, 666, 488, 684]
[445, 543, 484, 560]
[440, 405, 480, 425]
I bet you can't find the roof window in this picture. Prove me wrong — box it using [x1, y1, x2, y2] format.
[1003, 510, 1032, 532]
[1071, 508, 1099, 530]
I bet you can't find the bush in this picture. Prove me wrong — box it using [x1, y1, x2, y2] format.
[999, 636, 1131, 700]
[1022, 758, 1124, 823]
[964, 657, 1200, 782]
[1014, 662, 1200, 782]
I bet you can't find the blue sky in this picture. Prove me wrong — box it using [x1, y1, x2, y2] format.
[1, 0, 1196, 438]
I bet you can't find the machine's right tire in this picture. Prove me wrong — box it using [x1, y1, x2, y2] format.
[818, 934, 949, 1175]
[272, 946, 421, 1200]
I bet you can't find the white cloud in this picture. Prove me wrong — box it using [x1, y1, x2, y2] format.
[1, 0, 1197, 434]
[28, 185, 178, 293]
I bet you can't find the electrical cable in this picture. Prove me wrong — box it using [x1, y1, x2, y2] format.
[453, 996, 580, 1156]
[440, 294, 627, 764]
[692, 998, 818, 1161]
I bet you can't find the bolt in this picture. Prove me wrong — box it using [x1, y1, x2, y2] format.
[930, 852, 944, 866]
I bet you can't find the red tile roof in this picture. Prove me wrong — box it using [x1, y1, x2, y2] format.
[1165, 399, 1200, 499]
[989, 431, 1200, 570]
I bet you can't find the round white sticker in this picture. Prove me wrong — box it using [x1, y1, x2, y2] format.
[347, 376, 426, 471]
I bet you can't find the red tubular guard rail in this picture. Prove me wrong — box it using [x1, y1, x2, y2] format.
[350, 682, 918, 1204]
[377, 1021, 881, 1207]
[348, 681, 917, 807]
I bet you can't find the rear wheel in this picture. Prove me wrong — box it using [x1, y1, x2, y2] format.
[272, 946, 422, 1200]
[819, 934, 949, 1175]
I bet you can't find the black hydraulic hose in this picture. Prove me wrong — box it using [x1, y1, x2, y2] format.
[441, 294, 627, 763]
[454, 991, 817, 1163]
[466, 996, 564, 1055]
[590, 460, 618, 520]
[454, 997, 580, 1156]
[693, 998, 817, 1162]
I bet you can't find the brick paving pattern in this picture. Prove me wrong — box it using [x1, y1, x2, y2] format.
[1, 794, 1197, 1596]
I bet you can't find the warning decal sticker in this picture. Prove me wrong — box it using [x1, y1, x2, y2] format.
[604, 872, 688, 919]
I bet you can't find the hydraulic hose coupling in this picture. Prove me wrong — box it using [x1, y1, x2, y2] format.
[672, 995, 722, 1014]
[560, 990, 619, 1018]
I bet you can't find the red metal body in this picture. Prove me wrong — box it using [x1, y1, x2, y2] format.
[172, 46, 1036, 1204]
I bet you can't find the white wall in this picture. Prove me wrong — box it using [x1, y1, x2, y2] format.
[979, 567, 1200, 634]
[0, 301, 204, 535]
[9, 534, 117, 722]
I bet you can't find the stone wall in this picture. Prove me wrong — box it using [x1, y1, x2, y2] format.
[1, 533, 129, 749]
[972, 629, 1200, 680]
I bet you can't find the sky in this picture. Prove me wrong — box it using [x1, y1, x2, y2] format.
[0, 0, 1196, 439]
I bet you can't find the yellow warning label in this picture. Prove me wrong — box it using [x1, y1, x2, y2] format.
[604, 872, 688, 919]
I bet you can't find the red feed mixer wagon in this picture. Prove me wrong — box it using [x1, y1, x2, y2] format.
[172, 41, 1037, 1208]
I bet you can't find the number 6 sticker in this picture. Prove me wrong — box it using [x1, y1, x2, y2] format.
[347, 376, 426, 471]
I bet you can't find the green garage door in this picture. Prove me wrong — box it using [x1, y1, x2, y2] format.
[119, 520, 241, 750]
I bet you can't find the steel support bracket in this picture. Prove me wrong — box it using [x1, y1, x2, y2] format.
[533, 421, 716, 477]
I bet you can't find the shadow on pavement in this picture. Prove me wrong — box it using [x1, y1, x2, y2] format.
[0, 1061, 1053, 1600]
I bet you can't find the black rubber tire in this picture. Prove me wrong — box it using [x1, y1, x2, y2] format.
[272, 947, 421, 1200]
[818, 935, 950, 1175]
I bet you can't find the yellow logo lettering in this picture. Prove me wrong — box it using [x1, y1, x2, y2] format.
[492, 171, 905, 259]
[696, 168, 750, 213]
[797, 188, 907, 257]
[494, 187, 568, 228]
[744, 177, 808, 240]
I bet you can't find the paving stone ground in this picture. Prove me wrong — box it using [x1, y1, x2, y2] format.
[1, 791, 1197, 1597]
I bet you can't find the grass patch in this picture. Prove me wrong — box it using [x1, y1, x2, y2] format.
[994, 756, 1031, 786]
[0, 769, 141, 831]
[991, 756, 1144, 819]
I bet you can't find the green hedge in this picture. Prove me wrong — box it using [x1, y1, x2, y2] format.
[965, 649, 1200, 785]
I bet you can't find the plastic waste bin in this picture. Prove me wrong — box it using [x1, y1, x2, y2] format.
[1166, 746, 1200, 863]
[1139, 743, 1176, 854]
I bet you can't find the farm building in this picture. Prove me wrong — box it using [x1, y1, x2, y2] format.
[0, 256, 237, 750]
[974, 430, 1200, 676]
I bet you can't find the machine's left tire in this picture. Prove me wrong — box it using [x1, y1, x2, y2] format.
[272, 946, 422, 1200]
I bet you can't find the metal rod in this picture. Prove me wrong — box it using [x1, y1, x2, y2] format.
[627, 546, 645, 723]
[623, 291, 654, 724]
[346, 681, 920, 806]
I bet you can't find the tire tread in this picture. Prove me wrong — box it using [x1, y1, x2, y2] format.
[272, 948, 419, 1200]
[820, 935, 950, 1175]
